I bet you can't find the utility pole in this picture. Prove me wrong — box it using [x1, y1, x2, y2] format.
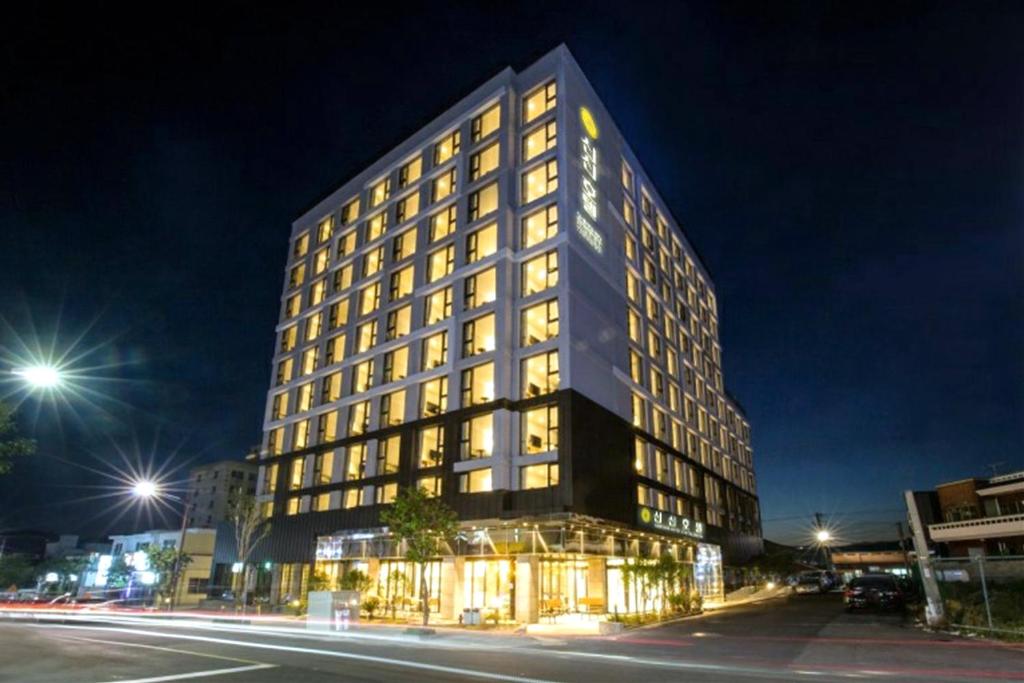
[904, 490, 946, 628]
[895, 521, 912, 576]
[814, 512, 835, 572]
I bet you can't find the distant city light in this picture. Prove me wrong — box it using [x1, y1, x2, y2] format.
[13, 365, 62, 389]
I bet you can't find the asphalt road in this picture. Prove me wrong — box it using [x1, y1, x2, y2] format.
[1, 593, 1021, 682]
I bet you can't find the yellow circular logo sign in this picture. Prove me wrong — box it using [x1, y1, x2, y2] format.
[580, 106, 598, 139]
[640, 507, 652, 523]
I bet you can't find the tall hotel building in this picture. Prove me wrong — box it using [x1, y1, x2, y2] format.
[257, 45, 761, 622]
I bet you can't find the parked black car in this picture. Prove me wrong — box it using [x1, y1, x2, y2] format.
[843, 574, 905, 611]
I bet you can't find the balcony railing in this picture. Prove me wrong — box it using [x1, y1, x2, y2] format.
[929, 513, 1024, 542]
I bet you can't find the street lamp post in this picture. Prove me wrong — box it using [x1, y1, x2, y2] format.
[132, 480, 190, 611]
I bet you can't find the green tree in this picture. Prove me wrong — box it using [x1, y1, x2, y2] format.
[0, 401, 35, 475]
[0, 554, 35, 590]
[105, 555, 132, 590]
[226, 490, 270, 610]
[380, 486, 458, 626]
[338, 568, 373, 593]
[145, 544, 192, 608]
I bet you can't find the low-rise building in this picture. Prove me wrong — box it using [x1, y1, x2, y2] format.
[926, 470, 1024, 557]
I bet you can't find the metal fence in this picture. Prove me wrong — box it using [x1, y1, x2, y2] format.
[931, 555, 1024, 637]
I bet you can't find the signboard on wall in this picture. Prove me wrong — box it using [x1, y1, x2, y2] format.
[575, 106, 605, 255]
[637, 505, 705, 540]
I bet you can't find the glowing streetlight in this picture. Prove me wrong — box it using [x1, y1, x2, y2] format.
[815, 529, 832, 544]
[132, 480, 159, 498]
[13, 365, 63, 389]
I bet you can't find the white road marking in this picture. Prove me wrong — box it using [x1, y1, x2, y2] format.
[62, 633, 270, 665]
[90, 664, 275, 683]
[33, 623, 561, 683]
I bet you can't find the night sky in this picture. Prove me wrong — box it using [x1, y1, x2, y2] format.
[2, 2, 1021, 545]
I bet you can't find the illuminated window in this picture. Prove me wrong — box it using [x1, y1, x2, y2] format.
[318, 215, 334, 243]
[289, 263, 305, 289]
[275, 358, 294, 386]
[521, 250, 558, 296]
[424, 286, 453, 325]
[463, 267, 496, 309]
[317, 412, 338, 443]
[522, 404, 558, 454]
[267, 427, 284, 455]
[380, 389, 406, 427]
[624, 234, 637, 262]
[396, 192, 420, 223]
[458, 468, 492, 493]
[431, 168, 456, 203]
[631, 392, 646, 429]
[328, 300, 349, 330]
[418, 475, 442, 497]
[320, 371, 342, 403]
[521, 204, 558, 248]
[351, 359, 374, 394]
[433, 130, 461, 165]
[293, 232, 310, 259]
[311, 492, 331, 512]
[625, 271, 639, 303]
[271, 392, 289, 419]
[634, 438, 647, 475]
[420, 376, 448, 417]
[305, 312, 323, 342]
[523, 80, 556, 123]
[469, 142, 500, 181]
[466, 222, 497, 263]
[292, 419, 310, 449]
[369, 177, 391, 208]
[348, 401, 370, 436]
[650, 368, 664, 398]
[363, 246, 385, 277]
[417, 424, 444, 468]
[366, 211, 388, 242]
[392, 228, 417, 262]
[355, 320, 377, 353]
[422, 331, 448, 370]
[462, 313, 495, 357]
[389, 265, 415, 301]
[359, 282, 380, 316]
[471, 103, 500, 142]
[641, 192, 653, 219]
[286, 497, 300, 515]
[344, 443, 368, 481]
[280, 325, 297, 353]
[381, 346, 408, 383]
[622, 198, 635, 229]
[284, 293, 301, 319]
[523, 120, 556, 162]
[313, 451, 334, 485]
[520, 463, 558, 490]
[429, 205, 456, 242]
[308, 278, 327, 306]
[468, 182, 498, 221]
[521, 350, 558, 397]
[340, 197, 360, 226]
[385, 305, 411, 341]
[629, 349, 643, 383]
[377, 435, 401, 475]
[461, 362, 494, 406]
[342, 487, 363, 509]
[520, 299, 559, 346]
[521, 159, 558, 203]
[262, 463, 279, 494]
[337, 229, 357, 258]
[460, 412, 493, 459]
[427, 244, 455, 282]
[399, 156, 422, 187]
[313, 247, 330, 275]
[300, 347, 318, 375]
[375, 482, 398, 505]
[332, 263, 353, 293]
[621, 161, 634, 192]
